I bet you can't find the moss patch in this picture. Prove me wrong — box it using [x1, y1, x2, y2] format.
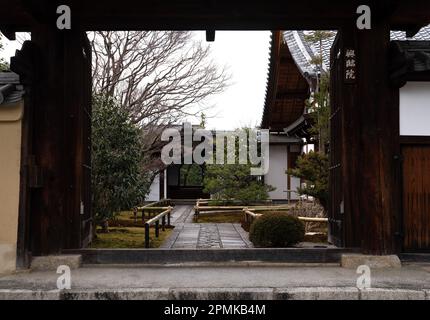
[91, 226, 173, 248]
[108, 210, 168, 228]
[194, 212, 244, 223]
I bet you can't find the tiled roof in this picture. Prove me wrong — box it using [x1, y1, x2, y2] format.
[0, 72, 24, 105]
[284, 25, 430, 79]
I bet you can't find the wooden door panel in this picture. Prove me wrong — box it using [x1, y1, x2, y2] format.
[402, 145, 430, 251]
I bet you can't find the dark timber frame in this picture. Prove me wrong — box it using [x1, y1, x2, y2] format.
[2, 0, 430, 261]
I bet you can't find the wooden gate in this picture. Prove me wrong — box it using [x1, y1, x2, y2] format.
[12, 30, 93, 260]
[328, 33, 344, 247]
[402, 144, 430, 251]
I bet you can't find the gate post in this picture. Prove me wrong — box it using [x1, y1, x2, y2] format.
[332, 17, 401, 255]
[20, 24, 92, 255]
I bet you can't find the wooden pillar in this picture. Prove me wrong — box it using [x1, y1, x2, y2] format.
[336, 17, 401, 255]
[27, 25, 91, 255]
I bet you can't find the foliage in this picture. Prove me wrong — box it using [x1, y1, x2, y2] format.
[203, 128, 274, 205]
[180, 164, 203, 186]
[249, 213, 305, 247]
[288, 151, 329, 212]
[199, 112, 207, 128]
[307, 74, 330, 153]
[204, 165, 273, 205]
[0, 34, 9, 71]
[303, 31, 333, 153]
[91, 95, 151, 227]
[303, 31, 335, 77]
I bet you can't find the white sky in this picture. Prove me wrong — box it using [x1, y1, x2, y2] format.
[193, 31, 271, 130]
[1, 31, 271, 130]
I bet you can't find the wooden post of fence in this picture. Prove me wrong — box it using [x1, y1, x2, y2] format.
[133, 207, 138, 223]
[167, 206, 172, 226]
[145, 223, 150, 248]
[155, 221, 159, 238]
[243, 207, 248, 225]
[162, 215, 166, 231]
[194, 204, 199, 222]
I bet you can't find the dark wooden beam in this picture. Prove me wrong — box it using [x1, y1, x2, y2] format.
[405, 25, 423, 38]
[2, 0, 430, 31]
[206, 30, 216, 42]
[0, 28, 16, 41]
[400, 136, 430, 145]
[275, 90, 309, 100]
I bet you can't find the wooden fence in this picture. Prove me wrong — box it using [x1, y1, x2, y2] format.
[144, 206, 173, 248]
[243, 208, 328, 234]
[134, 199, 171, 223]
[194, 198, 290, 217]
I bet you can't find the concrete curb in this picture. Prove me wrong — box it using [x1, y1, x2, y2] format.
[64, 248, 360, 264]
[83, 262, 341, 268]
[0, 290, 61, 300]
[0, 287, 430, 300]
[341, 254, 402, 269]
[31, 255, 82, 271]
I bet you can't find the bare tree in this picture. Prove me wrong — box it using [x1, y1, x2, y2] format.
[90, 31, 229, 130]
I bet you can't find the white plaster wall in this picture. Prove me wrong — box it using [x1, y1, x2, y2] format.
[145, 174, 160, 202]
[290, 176, 301, 200]
[265, 145, 299, 200]
[400, 82, 430, 136]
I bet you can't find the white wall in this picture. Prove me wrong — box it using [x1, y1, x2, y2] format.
[265, 144, 300, 201]
[145, 174, 160, 202]
[400, 82, 430, 136]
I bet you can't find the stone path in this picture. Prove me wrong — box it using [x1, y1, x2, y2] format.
[161, 205, 252, 248]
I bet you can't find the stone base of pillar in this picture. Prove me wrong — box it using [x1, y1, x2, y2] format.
[31, 255, 82, 271]
[341, 254, 401, 269]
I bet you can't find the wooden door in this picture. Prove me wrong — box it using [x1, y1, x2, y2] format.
[402, 145, 430, 251]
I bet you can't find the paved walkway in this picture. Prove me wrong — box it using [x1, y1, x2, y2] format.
[161, 205, 252, 249]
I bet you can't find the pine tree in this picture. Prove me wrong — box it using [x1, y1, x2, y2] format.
[303, 31, 334, 154]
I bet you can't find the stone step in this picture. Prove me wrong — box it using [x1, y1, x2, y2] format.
[1, 287, 428, 300]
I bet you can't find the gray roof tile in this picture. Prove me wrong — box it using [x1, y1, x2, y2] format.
[284, 25, 430, 78]
[0, 72, 24, 105]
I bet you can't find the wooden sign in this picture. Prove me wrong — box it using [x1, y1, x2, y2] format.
[344, 48, 357, 84]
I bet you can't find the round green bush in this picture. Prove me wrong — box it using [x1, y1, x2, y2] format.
[249, 212, 305, 247]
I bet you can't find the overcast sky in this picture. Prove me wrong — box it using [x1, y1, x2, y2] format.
[1, 31, 271, 130]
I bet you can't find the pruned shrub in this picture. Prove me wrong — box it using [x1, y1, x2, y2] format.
[249, 212, 305, 247]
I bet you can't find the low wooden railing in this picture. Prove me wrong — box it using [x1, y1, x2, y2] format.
[134, 199, 171, 223]
[243, 208, 328, 233]
[195, 198, 272, 208]
[195, 198, 288, 215]
[243, 209, 263, 225]
[144, 206, 173, 248]
[283, 189, 300, 204]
